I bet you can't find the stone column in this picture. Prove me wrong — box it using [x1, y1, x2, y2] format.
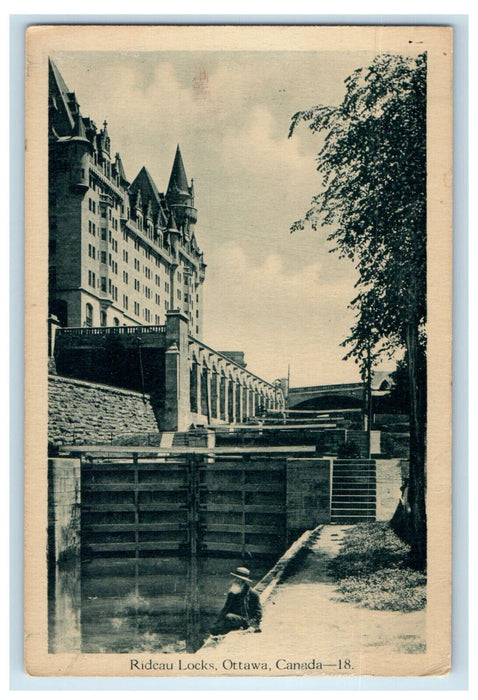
[163, 310, 190, 431]
[48, 315, 62, 358]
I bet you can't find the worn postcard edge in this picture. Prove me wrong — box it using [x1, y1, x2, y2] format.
[24, 24, 453, 678]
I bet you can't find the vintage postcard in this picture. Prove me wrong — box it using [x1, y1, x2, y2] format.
[25, 25, 452, 677]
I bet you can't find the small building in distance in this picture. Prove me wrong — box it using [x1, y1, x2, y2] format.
[48, 58, 206, 336]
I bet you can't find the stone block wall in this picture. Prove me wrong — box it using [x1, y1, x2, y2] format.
[48, 458, 81, 564]
[48, 375, 159, 446]
[375, 459, 403, 521]
[286, 458, 331, 544]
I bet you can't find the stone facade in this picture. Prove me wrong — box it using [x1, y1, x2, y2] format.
[375, 459, 404, 521]
[49, 59, 205, 336]
[48, 375, 158, 446]
[48, 458, 81, 564]
[53, 312, 285, 433]
[286, 458, 331, 543]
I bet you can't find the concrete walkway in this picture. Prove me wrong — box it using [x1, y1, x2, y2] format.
[201, 525, 425, 669]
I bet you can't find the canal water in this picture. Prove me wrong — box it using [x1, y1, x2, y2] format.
[48, 555, 275, 653]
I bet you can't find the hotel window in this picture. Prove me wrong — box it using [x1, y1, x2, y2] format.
[134, 279, 140, 291]
[123, 271, 129, 284]
[101, 228, 107, 240]
[113, 317, 120, 326]
[88, 270, 96, 288]
[144, 308, 151, 322]
[88, 244, 96, 259]
[134, 258, 140, 271]
[145, 287, 151, 299]
[101, 276, 107, 292]
[85, 303, 93, 327]
[123, 294, 129, 310]
[100, 310, 107, 327]
[165, 282, 169, 293]
[123, 250, 128, 263]
[134, 301, 140, 316]
[155, 274, 160, 286]
[155, 293, 161, 305]
[100, 251, 107, 264]
[155, 314, 160, 324]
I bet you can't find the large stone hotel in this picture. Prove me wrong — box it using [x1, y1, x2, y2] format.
[48, 58, 206, 336]
[48, 58, 285, 433]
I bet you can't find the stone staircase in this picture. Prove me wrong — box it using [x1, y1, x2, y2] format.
[331, 459, 376, 523]
[172, 432, 189, 447]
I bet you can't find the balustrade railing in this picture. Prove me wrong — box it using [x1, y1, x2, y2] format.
[57, 325, 166, 337]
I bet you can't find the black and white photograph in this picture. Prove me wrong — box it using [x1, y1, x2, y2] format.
[24, 24, 452, 677]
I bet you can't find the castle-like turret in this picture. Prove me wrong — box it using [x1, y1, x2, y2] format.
[166, 145, 198, 237]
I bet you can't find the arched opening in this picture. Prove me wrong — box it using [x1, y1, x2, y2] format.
[228, 377, 234, 423]
[85, 303, 93, 327]
[220, 373, 226, 420]
[235, 383, 241, 422]
[211, 370, 218, 419]
[50, 299, 68, 327]
[190, 362, 198, 413]
[200, 365, 208, 416]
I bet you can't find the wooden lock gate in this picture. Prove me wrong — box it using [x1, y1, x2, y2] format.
[80, 453, 288, 560]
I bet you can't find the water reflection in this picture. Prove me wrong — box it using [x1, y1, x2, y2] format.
[49, 555, 274, 653]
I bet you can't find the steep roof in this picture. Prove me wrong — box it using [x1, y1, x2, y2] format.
[131, 166, 161, 205]
[114, 152, 129, 185]
[49, 58, 75, 135]
[129, 166, 170, 224]
[167, 145, 190, 197]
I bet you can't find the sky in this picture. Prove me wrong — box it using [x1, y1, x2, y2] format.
[53, 49, 398, 387]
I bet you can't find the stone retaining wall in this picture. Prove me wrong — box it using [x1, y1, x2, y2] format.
[48, 374, 158, 446]
[48, 457, 81, 564]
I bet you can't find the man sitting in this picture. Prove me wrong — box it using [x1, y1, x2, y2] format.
[210, 566, 262, 636]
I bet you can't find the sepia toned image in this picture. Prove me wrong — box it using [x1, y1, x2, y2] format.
[24, 25, 452, 678]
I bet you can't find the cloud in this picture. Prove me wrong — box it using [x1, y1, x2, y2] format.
[204, 242, 360, 386]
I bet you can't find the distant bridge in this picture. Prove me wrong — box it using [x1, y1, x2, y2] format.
[288, 373, 393, 412]
[288, 383, 365, 411]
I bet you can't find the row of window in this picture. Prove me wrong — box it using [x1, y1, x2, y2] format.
[90, 267, 195, 311]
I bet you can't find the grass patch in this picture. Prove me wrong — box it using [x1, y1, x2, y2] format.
[329, 523, 426, 612]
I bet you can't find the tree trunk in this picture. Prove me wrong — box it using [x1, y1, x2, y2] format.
[405, 321, 427, 570]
